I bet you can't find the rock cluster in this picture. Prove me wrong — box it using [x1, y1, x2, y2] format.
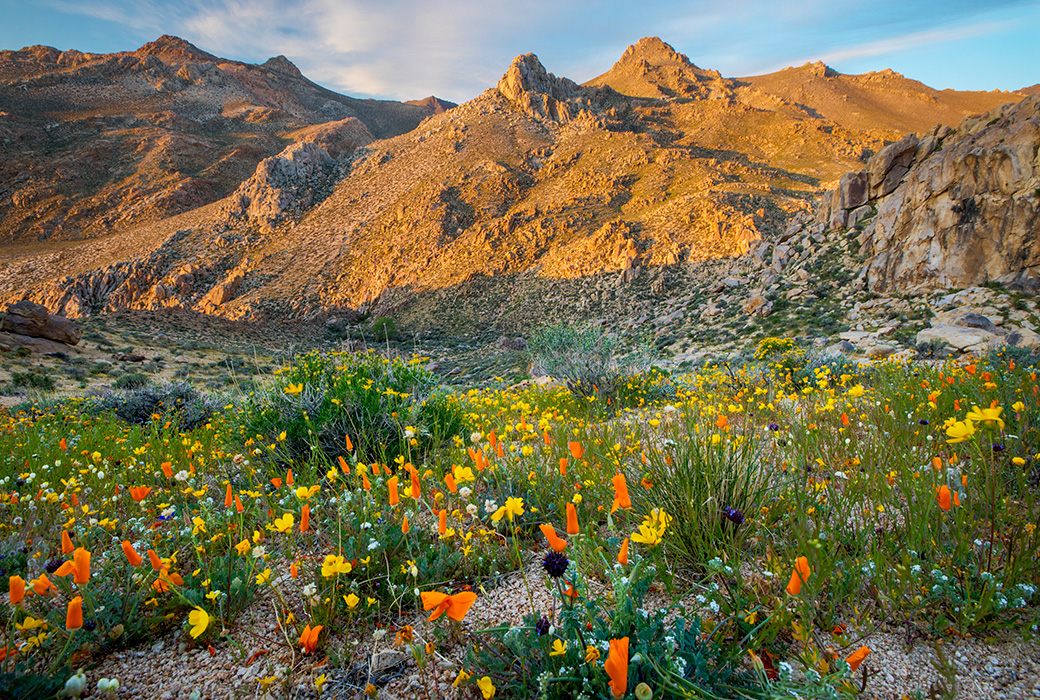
[815, 96, 1040, 292]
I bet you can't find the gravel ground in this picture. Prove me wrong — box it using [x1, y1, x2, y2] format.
[83, 559, 1040, 700]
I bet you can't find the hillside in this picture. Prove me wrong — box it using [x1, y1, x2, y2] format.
[0, 35, 440, 245]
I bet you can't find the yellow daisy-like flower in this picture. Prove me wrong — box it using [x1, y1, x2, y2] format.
[945, 419, 975, 444]
[255, 568, 272, 584]
[491, 496, 525, 523]
[452, 465, 475, 483]
[965, 405, 1004, 430]
[584, 645, 600, 663]
[284, 383, 303, 395]
[321, 554, 353, 578]
[188, 606, 210, 639]
[234, 539, 251, 555]
[344, 593, 360, 609]
[267, 513, 295, 533]
[549, 639, 566, 656]
[477, 676, 496, 699]
[453, 669, 472, 688]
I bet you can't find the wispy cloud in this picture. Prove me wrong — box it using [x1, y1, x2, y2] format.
[24, 0, 1040, 100]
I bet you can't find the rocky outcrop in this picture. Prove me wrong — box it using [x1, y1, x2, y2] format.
[221, 141, 336, 232]
[1, 300, 81, 344]
[496, 54, 593, 122]
[815, 95, 1040, 292]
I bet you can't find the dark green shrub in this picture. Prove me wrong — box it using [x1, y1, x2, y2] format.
[84, 381, 224, 429]
[113, 372, 149, 390]
[10, 369, 55, 391]
[371, 317, 397, 342]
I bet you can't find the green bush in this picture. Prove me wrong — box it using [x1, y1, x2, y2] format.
[10, 369, 55, 391]
[84, 380, 224, 429]
[528, 323, 653, 401]
[233, 350, 468, 468]
[371, 317, 397, 342]
[113, 372, 149, 390]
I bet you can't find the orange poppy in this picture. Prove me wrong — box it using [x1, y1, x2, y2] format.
[420, 591, 477, 622]
[345, 434, 354, 451]
[566, 503, 579, 535]
[339, 456, 350, 474]
[438, 509, 448, 536]
[161, 462, 173, 478]
[617, 538, 629, 566]
[936, 485, 952, 511]
[301, 505, 310, 533]
[271, 478, 282, 488]
[129, 486, 152, 502]
[66, 596, 83, 630]
[59, 438, 67, 450]
[716, 414, 729, 429]
[362, 472, 372, 491]
[388, 476, 399, 506]
[122, 541, 143, 567]
[539, 523, 567, 553]
[410, 470, 421, 499]
[444, 473, 458, 493]
[72, 547, 90, 584]
[559, 458, 568, 476]
[846, 646, 871, 671]
[611, 474, 631, 512]
[224, 484, 233, 508]
[488, 430, 497, 449]
[286, 469, 294, 486]
[61, 530, 74, 555]
[8, 575, 24, 605]
[401, 515, 410, 534]
[148, 549, 163, 571]
[31, 574, 54, 596]
[299, 624, 323, 654]
[604, 637, 629, 698]
[786, 556, 811, 596]
[840, 412, 849, 426]
[234, 494, 244, 513]
[568, 441, 584, 460]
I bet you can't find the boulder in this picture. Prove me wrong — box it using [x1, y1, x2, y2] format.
[867, 133, 918, 198]
[742, 293, 772, 317]
[916, 324, 998, 353]
[1, 301, 81, 345]
[0, 331, 73, 354]
[837, 171, 868, 210]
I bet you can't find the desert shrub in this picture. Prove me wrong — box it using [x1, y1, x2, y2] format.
[233, 350, 468, 468]
[84, 380, 224, 429]
[528, 323, 653, 401]
[371, 317, 397, 342]
[754, 336, 796, 360]
[113, 371, 149, 390]
[10, 369, 55, 391]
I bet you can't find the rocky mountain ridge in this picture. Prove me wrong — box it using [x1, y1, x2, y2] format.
[0, 36, 1034, 350]
[0, 35, 443, 245]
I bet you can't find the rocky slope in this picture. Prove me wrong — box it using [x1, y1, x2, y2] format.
[0, 35, 439, 245]
[0, 37, 1032, 339]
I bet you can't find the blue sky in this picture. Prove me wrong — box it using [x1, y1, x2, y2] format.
[1, 0, 1037, 102]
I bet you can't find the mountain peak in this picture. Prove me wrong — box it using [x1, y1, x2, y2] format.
[585, 36, 726, 99]
[263, 55, 303, 77]
[135, 35, 218, 64]
[620, 36, 697, 70]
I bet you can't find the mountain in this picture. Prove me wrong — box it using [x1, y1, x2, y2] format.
[0, 37, 1030, 335]
[0, 35, 442, 245]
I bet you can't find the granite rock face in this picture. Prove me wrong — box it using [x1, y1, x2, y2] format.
[815, 95, 1040, 292]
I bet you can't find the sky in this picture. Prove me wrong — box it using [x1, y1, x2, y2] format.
[0, 0, 1037, 103]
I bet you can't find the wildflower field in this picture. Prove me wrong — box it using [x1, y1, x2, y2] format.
[1, 344, 1039, 699]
